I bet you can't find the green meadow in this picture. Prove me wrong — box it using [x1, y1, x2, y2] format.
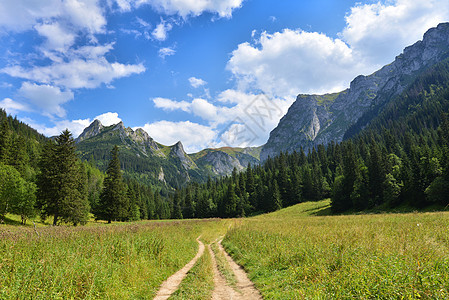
[2, 200, 449, 299]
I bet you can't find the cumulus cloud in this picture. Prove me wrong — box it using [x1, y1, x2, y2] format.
[20, 111, 123, 138]
[227, 29, 367, 96]
[189, 77, 207, 88]
[153, 97, 190, 111]
[3, 59, 145, 90]
[341, 0, 449, 66]
[158, 47, 176, 58]
[35, 22, 76, 52]
[19, 82, 74, 118]
[0, 0, 106, 34]
[20, 117, 92, 137]
[139, 120, 217, 153]
[228, 0, 449, 98]
[151, 91, 291, 147]
[95, 112, 122, 126]
[152, 19, 173, 41]
[136, 0, 243, 18]
[0, 0, 61, 32]
[0, 98, 30, 115]
[62, 0, 106, 34]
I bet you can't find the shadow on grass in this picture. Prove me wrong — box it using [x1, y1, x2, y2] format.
[303, 203, 333, 216]
[3, 216, 24, 226]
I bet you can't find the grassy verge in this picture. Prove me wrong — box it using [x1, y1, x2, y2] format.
[0, 219, 214, 299]
[223, 200, 449, 299]
[170, 240, 214, 300]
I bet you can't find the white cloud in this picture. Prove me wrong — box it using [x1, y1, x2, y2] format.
[153, 97, 190, 112]
[20, 111, 123, 138]
[188, 77, 207, 88]
[0, 0, 106, 34]
[62, 0, 106, 34]
[114, 0, 132, 12]
[341, 0, 449, 66]
[0, 0, 61, 32]
[191, 98, 217, 120]
[139, 120, 217, 153]
[0, 98, 30, 115]
[228, 29, 365, 96]
[158, 47, 176, 58]
[19, 117, 91, 137]
[35, 22, 76, 52]
[136, 0, 243, 18]
[152, 19, 173, 41]
[3, 59, 145, 89]
[227, 0, 449, 98]
[19, 82, 74, 118]
[95, 112, 122, 126]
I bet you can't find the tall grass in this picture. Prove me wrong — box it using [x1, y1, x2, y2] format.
[170, 241, 214, 300]
[0, 220, 211, 299]
[223, 200, 449, 299]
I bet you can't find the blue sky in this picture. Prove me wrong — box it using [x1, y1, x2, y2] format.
[0, 0, 448, 152]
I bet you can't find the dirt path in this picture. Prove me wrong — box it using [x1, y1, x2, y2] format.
[217, 240, 263, 300]
[154, 237, 205, 300]
[208, 244, 241, 300]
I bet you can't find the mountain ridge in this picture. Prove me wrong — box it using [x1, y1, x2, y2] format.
[75, 119, 260, 189]
[261, 22, 449, 160]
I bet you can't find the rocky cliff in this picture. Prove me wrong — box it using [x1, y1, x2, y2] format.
[261, 22, 449, 160]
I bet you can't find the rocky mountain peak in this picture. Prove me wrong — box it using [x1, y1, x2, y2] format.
[76, 119, 103, 143]
[170, 141, 197, 170]
[261, 22, 449, 161]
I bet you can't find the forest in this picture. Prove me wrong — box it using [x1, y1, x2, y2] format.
[1, 59, 449, 225]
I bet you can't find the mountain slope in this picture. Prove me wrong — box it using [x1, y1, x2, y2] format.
[261, 22, 449, 160]
[75, 121, 260, 189]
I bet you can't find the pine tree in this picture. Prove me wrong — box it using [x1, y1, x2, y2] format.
[37, 130, 89, 225]
[96, 146, 127, 223]
[0, 119, 11, 164]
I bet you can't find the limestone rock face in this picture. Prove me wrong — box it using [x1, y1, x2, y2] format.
[196, 151, 244, 176]
[261, 23, 449, 161]
[170, 141, 197, 170]
[76, 119, 103, 143]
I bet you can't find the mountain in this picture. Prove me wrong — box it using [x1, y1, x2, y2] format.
[261, 22, 449, 160]
[75, 120, 260, 189]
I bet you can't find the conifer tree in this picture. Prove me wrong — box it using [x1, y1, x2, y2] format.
[0, 119, 11, 164]
[96, 146, 127, 223]
[37, 130, 89, 225]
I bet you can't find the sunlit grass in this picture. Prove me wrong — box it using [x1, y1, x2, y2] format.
[0, 219, 211, 299]
[170, 240, 214, 300]
[223, 200, 449, 299]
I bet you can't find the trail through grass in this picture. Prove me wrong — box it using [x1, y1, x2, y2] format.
[2, 202, 449, 299]
[170, 240, 214, 300]
[223, 200, 449, 299]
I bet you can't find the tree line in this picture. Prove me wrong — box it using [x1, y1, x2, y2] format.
[2, 58, 449, 224]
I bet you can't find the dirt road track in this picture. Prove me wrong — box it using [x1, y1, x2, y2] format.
[154, 237, 205, 300]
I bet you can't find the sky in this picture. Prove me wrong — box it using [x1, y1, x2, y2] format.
[0, 0, 448, 153]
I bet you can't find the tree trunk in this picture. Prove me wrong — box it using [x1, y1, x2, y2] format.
[53, 214, 58, 226]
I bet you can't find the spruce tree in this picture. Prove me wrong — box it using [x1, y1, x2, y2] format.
[0, 118, 11, 164]
[96, 146, 127, 223]
[37, 130, 89, 225]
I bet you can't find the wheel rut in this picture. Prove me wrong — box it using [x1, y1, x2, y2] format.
[154, 237, 205, 300]
[154, 236, 261, 300]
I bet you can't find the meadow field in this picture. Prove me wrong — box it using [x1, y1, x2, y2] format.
[1, 201, 449, 299]
[223, 200, 449, 299]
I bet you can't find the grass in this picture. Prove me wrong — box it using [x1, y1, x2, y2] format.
[222, 200, 449, 299]
[211, 241, 237, 289]
[170, 240, 214, 300]
[3, 201, 449, 299]
[0, 219, 209, 299]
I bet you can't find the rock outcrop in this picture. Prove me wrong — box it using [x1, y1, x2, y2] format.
[261, 22, 449, 160]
